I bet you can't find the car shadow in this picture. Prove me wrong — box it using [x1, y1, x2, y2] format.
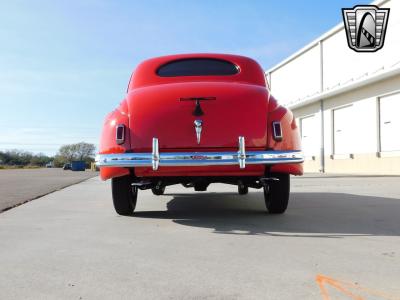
[133, 192, 400, 238]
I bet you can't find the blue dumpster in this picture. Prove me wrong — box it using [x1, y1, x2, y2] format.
[71, 161, 86, 171]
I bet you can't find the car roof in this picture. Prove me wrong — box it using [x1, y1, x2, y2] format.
[128, 53, 266, 90]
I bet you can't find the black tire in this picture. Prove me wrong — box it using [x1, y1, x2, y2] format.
[238, 185, 248, 195]
[111, 175, 137, 216]
[263, 173, 290, 214]
[151, 186, 165, 195]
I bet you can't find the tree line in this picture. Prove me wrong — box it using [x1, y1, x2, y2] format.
[0, 142, 96, 168]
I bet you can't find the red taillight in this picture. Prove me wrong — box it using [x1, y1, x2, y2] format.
[272, 121, 283, 141]
[116, 124, 125, 145]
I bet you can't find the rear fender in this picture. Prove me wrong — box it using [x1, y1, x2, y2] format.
[99, 100, 131, 180]
[267, 96, 303, 175]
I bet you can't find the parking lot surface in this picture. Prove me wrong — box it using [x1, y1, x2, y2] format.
[0, 168, 97, 212]
[0, 175, 399, 299]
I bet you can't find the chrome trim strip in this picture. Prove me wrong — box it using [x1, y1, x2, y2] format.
[95, 150, 304, 168]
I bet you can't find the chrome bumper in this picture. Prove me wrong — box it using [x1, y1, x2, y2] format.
[95, 137, 304, 170]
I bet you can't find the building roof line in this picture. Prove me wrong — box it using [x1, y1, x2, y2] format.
[265, 0, 389, 74]
[287, 64, 400, 109]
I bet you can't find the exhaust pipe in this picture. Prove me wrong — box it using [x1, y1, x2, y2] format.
[131, 181, 154, 190]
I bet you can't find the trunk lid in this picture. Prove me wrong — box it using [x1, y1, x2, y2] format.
[128, 82, 269, 151]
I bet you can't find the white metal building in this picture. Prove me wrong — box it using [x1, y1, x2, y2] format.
[266, 0, 400, 174]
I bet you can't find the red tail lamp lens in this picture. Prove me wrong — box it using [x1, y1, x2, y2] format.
[272, 121, 283, 141]
[116, 124, 125, 145]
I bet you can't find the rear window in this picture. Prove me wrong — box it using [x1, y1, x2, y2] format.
[156, 58, 239, 77]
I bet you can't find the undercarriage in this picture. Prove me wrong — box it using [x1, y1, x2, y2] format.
[110, 170, 291, 216]
[131, 175, 279, 192]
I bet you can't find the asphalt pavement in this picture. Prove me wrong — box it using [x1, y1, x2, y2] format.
[0, 175, 399, 299]
[0, 168, 97, 212]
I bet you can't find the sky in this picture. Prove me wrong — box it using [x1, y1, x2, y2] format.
[0, 0, 361, 156]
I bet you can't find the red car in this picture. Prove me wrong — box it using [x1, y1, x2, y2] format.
[96, 54, 304, 215]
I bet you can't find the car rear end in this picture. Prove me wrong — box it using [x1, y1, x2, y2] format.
[96, 54, 303, 215]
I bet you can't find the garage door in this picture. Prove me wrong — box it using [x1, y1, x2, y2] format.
[300, 115, 319, 157]
[333, 105, 353, 155]
[380, 93, 400, 152]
